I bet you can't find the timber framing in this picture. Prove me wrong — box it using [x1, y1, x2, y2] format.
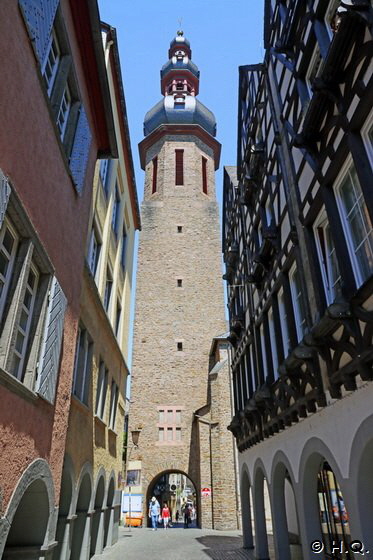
[224, 0, 373, 452]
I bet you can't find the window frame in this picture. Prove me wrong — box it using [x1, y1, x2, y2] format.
[289, 264, 307, 342]
[109, 379, 119, 431]
[157, 406, 182, 444]
[72, 325, 93, 405]
[334, 158, 373, 288]
[95, 361, 108, 421]
[313, 208, 342, 305]
[175, 149, 184, 186]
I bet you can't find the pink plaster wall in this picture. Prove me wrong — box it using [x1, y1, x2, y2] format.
[0, 0, 99, 512]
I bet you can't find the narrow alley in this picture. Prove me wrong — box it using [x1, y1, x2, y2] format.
[99, 527, 267, 560]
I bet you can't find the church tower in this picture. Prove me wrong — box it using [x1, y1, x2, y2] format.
[128, 31, 235, 529]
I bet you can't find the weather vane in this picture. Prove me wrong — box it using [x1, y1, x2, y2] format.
[178, 17, 183, 32]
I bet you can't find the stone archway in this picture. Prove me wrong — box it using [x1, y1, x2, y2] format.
[252, 461, 272, 560]
[1, 459, 55, 560]
[146, 470, 199, 529]
[53, 455, 75, 560]
[240, 465, 254, 550]
[271, 456, 302, 560]
[103, 475, 115, 549]
[70, 466, 92, 560]
[90, 471, 105, 557]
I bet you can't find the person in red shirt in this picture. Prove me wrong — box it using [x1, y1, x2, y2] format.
[161, 502, 170, 529]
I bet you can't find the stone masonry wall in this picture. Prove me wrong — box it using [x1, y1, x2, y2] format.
[129, 135, 227, 527]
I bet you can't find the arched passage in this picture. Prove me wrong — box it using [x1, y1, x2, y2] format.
[3, 479, 50, 558]
[146, 470, 199, 528]
[71, 469, 92, 560]
[104, 476, 115, 548]
[240, 466, 254, 549]
[90, 473, 105, 557]
[300, 443, 351, 560]
[1, 459, 54, 560]
[53, 456, 74, 560]
[252, 462, 272, 560]
[271, 458, 302, 560]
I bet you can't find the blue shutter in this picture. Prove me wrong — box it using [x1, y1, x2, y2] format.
[19, 0, 59, 65]
[69, 105, 92, 195]
[35, 276, 67, 404]
[0, 169, 11, 229]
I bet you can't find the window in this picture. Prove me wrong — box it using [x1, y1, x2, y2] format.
[11, 264, 39, 379]
[95, 362, 108, 420]
[152, 156, 158, 194]
[73, 326, 93, 405]
[177, 226, 183, 233]
[42, 29, 60, 96]
[0, 220, 19, 322]
[268, 308, 279, 380]
[202, 157, 208, 194]
[306, 44, 323, 96]
[157, 407, 182, 444]
[176, 82, 184, 90]
[260, 323, 268, 380]
[19, 1, 92, 193]
[314, 210, 342, 304]
[115, 300, 121, 336]
[99, 159, 111, 196]
[335, 162, 373, 287]
[104, 268, 113, 312]
[0, 172, 67, 401]
[87, 226, 101, 278]
[121, 225, 127, 270]
[177, 278, 183, 287]
[109, 380, 119, 430]
[177, 342, 183, 351]
[278, 288, 291, 357]
[111, 184, 120, 237]
[290, 265, 308, 341]
[56, 84, 71, 140]
[175, 150, 184, 185]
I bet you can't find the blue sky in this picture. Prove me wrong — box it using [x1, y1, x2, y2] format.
[98, 0, 265, 205]
[97, 0, 265, 375]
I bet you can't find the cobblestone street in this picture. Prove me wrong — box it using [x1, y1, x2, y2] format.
[99, 526, 266, 560]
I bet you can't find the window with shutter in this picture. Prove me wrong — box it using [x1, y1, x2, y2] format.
[0, 169, 11, 229]
[35, 276, 67, 403]
[19, 0, 59, 66]
[202, 156, 207, 194]
[69, 105, 92, 194]
[175, 150, 184, 186]
[152, 157, 158, 194]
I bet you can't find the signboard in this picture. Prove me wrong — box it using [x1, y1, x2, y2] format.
[126, 469, 141, 486]
[201, 487, 211, 497]
[122, 492, 143, 513]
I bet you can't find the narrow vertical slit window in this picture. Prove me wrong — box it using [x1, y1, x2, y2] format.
[175, 150, 184, 186]
[202, 157, 208, 194]
[152, 156, 158, 194]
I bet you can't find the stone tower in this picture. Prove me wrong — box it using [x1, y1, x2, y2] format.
[128, 31, 233, 529]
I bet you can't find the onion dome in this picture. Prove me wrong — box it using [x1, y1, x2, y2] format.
[143, 30, 217, 138]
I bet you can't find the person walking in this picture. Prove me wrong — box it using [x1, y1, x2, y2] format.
[175, 510, 180, 524]
[183, 503, 191, 528]
[148, 496, 160, 531]
[161, 502, 170, 529]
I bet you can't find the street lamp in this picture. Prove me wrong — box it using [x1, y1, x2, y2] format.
[124, 428, 142, 531]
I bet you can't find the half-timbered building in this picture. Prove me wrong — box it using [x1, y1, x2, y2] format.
[224, 1, 373, 558]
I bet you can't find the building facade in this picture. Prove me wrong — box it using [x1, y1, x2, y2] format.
[0, 1, 117, 558]
[128, 31, 238, 529]
[224, 1, 373, 558]
[59, 25, 140, 560]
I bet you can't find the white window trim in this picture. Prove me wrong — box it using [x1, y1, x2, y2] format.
[314, 209, 341, 305]
[41, 28, 60, 97]
[57, 84, 71, 140]
[306, 44, 323, 97]
[334, 157, 373, 288]
[95, 361, 108, 421]
[268, 308, 279, 380]
[73, 326, 93, 404]
[109, 380, 119, 430]
[12, 262, 39, 380]
[361, 109, 373, 168]
[289, 265, 307, 342]
[260, 323, 268, 381]
[0, 218, 19, 324]
[278, 288, 291, 359]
